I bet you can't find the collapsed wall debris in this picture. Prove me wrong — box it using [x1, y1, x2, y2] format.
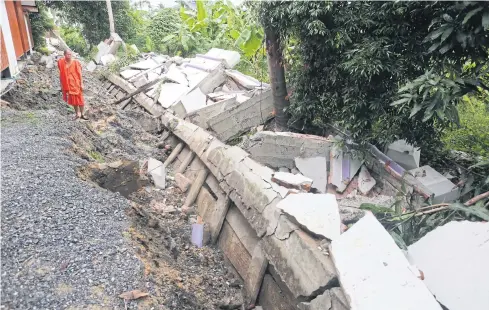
[95, 46, 475, 310]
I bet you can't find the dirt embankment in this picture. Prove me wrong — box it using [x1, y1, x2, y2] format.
[2, 56, 245, 309]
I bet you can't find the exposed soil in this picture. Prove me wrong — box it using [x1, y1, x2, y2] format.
[1, 53, 244, 309]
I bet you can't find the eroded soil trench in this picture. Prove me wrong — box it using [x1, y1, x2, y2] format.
[2, 58, 244, 309]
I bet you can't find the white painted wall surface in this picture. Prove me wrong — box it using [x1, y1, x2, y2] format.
[0, 0, 19, 76]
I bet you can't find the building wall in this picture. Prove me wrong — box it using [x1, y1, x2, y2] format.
[0, 0, 19, 75]
[1, 30, 9, 71]
[0, 0, 35, 76]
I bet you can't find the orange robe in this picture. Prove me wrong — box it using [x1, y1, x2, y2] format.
[58, 58, 84, 106]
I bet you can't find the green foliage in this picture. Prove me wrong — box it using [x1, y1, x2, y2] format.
[394, 2, 489, 127]
[108, 45, 139, 73]
[366, 201, 489, 247]
[30, 1, 54, 50]
[50, 0, 140, 47]
[59, 26, 89, 57]
[443, 95, 489, 159]
[257, 1, 489, 152]
[147, 8, 180, 53]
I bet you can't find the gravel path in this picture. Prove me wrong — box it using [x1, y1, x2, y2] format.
[1, 109, 146, 309]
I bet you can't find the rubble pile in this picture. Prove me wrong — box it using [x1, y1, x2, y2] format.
[17, 36, 481, 309]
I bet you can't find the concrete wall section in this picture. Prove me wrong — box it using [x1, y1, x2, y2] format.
[245, 131, 332, 169]
[161, 111, 342, 308]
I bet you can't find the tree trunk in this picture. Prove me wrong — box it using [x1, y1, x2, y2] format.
[106, 0, 115, 34]
[265, 27, 289, 130]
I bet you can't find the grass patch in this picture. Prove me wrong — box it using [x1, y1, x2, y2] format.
[88, 150, 104, 163]
[443, 95, 489, 159]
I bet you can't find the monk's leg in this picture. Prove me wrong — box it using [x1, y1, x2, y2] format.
[74, 106, 81, 118]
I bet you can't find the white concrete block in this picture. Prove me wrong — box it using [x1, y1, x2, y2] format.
[120, 69, 140, 80]
[330, 212, 442, 310]
[276, 193, 341, 240]
[386, 140, 420, 170]
[100, 54, 116, 66]
[191, 55, 222, 71]
[86, 61, 97, 72]
[94, 41, 110, 64]
[157, 83, 190, 109]
[147, 71, 160, 82]
[408, 221, 489, 310]
[225, 70, 263, 89]
[147, 158, 166, 189]
[165, 63, 189, 86]
[358, 165, 376, 195]
[409, 165, 460, 203]
[129, 58, 158, 70]
[171, 87, 207, 117]
[295, 157, 328, 193]
[206, 48, 241, 68]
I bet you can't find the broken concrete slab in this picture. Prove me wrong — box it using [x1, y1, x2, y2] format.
[147, 71, 160, 82]
[190, 55, 222, 71]
[262, 229, 338, 299]
[147, 158, 166, 189]
[295, 157, 328, 193]
[172, 87, 207, 118]
[408, 221, 489, 310]
[130, 58, 159, 70]
[206, 48, 241, 69]
[298, 289, 332, 310]
[276, 193, 341, 240]
[386, 140, 420, 170]
[86, 61, 97, 72]
[271, 172, 313, 192]
[226, 70, 266, 89]
[120, 69, 141, 80]
[409, 165, 460, 203]
[100, 54, 116, 66]
[189, 66, 227, 94]
[132, 75, 149, 88]
[165, 63, 189, 86]
[94, 41, 110, 64]
[107, 33, 123, 55]
[330, 212, 442, 310]
[358, 165, 376, 195]
[329, 146, 363, 193]
[245, 131, 332, 169]
[207, 89, 274, 142]
[157, 83, 190, 109]
[186, 96, 237, 129]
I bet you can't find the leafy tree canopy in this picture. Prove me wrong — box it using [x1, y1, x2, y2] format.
[257, 1, 489, 151]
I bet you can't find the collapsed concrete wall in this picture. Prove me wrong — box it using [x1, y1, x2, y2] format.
[97, 47, 472, 310]
[160, 112, 343, 309]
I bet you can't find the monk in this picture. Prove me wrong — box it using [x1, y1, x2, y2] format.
[58, 49, 87, 120]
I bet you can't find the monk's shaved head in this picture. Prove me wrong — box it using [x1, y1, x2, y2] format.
[64, 49, 72, 61]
